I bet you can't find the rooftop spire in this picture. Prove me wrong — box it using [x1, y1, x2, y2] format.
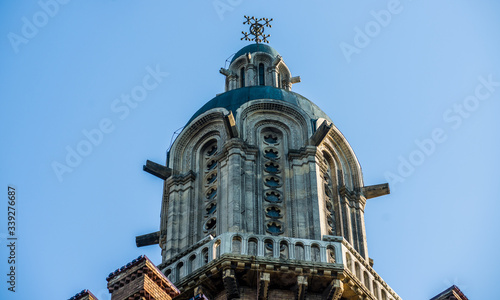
[241, 15, 273, 44]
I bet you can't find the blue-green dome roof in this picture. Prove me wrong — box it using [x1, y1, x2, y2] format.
[187, 86, 331, 125]
[230, 44, 280, 64]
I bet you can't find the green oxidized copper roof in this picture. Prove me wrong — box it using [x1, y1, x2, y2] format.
[230, 44, 281, 64]
[186, 86, 331, 125]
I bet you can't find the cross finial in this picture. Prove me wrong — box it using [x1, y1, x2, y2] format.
[241, 16, 273, 44]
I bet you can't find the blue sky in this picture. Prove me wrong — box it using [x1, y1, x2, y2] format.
[1, 1, 499, 299]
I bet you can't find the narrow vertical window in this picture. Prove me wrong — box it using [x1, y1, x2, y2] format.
[277, 73, 281, 88]
[259, 63, 265, 86]
[240, 67, 245, 87]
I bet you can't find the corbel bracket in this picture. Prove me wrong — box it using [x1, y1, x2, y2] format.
[310, 120, 332, 146]
[296, 275, 308, 300]
[143, 160, 172, 180]
[222, 269, 240, 299]
[135, 231, 160, 247]
[223, 111, 239, 138]
[322, 279, 344, 300]
[257, 272, 270, 300]
[362, 183, 390, 199]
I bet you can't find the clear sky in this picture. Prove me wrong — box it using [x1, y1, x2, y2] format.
[1, 1, 499, 299]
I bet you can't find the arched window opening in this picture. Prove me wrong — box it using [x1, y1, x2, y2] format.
[373, 281, 379, 298]
[232, 236, 242, 254]
[295, 243, 305, 260]
[240, 67, 245, 87]
[280, 241, 289, 259]
[327, 246, 336, 263]
[188, 255, 196, 274]
[364, 271, 371, 291]
[201, 248, 209, 265]
[381, 290, 388, 300]
[214, 239, 221, 259]
[322, 153, 337, 236]
[165, 269, 172, 280]
[175, 262, 184, 282]
[264, 239, 274, 257]
[248, 238, 258, 256]
[311, 244, 321, 262]
[355, 262, 361, 279]
[259, 63, 265, 86]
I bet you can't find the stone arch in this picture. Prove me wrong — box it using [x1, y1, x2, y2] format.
[279, 240, 289, 259]
[247, 237, 258, 256]
[169, 108, 229, 172]
[264, 238, 274, 257]
[326, 245, 336, 263]
[231, 235, 242, 254]
[213, 239, 221, 259]
[294, 242, 305, 260]
[175, 262, 184, 282]
[364, 271, 371, 291]
[201, 247, 209, 265]
[373, 281, 379, 298]
[354, 262, 361, 279]
[320, 150, 340, 236]
[322, 126, 364, 190]
[237, 100, 311, 148]
[164, 268, 172, 281]
[311, 243, 321, 262]
[188, 254, 197, 274]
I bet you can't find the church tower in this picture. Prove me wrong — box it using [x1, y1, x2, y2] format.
[139, 17, 400, 300]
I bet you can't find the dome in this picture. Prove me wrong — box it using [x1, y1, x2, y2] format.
[230, 43, 281, 64]
[186, 86, 331, 125]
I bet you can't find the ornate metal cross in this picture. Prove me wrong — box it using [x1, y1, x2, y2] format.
[241, 16, 273, 44]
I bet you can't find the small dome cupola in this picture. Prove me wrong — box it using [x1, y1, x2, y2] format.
[219, 17, 300, 92]
[220, 44, 300, 92]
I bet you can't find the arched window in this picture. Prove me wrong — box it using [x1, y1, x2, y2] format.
[259, 63, 265, 86]
[373, 281, 379, 298]
[311, 244, 321, 262]
[188, 255, 196, 274]
[201, 248, 209, 265]
[214, 239, 221, 259]
[327, 246, 336, 263]
[295, 243, 305, 260]
[355, 262, 361, 279]
[202, 140, 218, 236]
[240, 67, 245, 87]
[175, 262, 184, 282]
[232, 236, 242, 254]
[165, 269, 172, 280]
[364, 271, 371, 291]
[322, 153, 337, 236]
[381, 290, 388, 300]
[280, 240, 289, 259]
[248, 238, 258, 256]
[264, 238, 274, 257]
